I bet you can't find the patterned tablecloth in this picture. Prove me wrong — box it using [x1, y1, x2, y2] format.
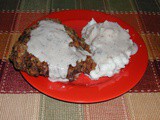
[0, 0, 160, 120]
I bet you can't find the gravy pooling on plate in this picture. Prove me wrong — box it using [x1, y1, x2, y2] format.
[82, 19, 138, 79]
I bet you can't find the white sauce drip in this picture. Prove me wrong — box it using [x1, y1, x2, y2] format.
[27, 20, 87, 82]
[82, 19, 138, 79]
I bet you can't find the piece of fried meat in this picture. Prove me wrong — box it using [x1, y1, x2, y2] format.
[9, 19, 96, 81]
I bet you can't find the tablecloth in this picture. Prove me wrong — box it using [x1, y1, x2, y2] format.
[0, 0, 160, 120]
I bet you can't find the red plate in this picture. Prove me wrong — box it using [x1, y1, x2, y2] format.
[21, 10, 148, 103]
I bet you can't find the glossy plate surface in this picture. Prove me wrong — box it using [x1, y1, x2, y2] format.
[21, 10, 148, 103]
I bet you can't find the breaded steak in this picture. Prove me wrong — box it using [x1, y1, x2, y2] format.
[10, 19, 96, 81]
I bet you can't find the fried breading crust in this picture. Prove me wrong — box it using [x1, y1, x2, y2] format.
[9, 19, 96, 81]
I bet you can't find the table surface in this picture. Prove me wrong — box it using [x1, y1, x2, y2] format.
[0, 0, 160, 120]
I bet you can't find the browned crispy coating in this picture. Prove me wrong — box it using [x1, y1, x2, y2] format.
[9, 25, 49, 77]
[67, 56, 96, 81]
[9, 19, 96, 81]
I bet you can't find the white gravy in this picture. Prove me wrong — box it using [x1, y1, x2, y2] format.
[27, 20, 87, 82]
